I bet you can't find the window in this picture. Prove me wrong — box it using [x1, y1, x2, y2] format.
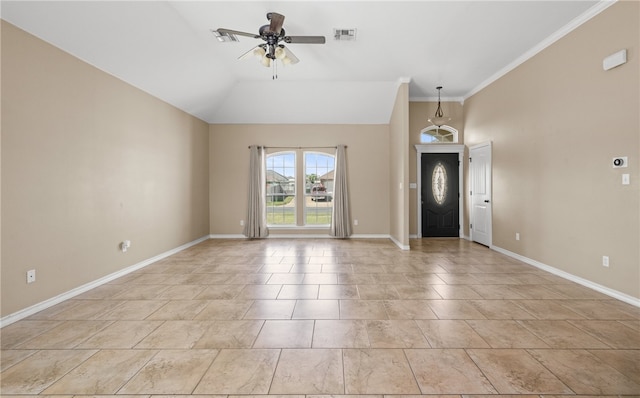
[266, 152, 295, 225]
[432, 162, 447, 205]
[420, 125, 458, 143]
[305, 152, 335, 226]
[265, 150, 335, 227]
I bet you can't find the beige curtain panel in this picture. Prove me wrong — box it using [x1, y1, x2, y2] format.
[330, 144, 352, 238]
[243, 145, 269, 238]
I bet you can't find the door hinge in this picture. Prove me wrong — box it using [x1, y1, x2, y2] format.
[469, 157, 472, 162]
[470, 223, 473, 229]
[470, 191, 473, 196]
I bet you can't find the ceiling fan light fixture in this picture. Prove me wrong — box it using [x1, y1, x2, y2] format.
[253, 46, 266, 59]
[281, 46, 299, 65]
[428, 86, 451, 127]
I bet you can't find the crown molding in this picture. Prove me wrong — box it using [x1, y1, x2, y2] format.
[409, 96, 464, 104]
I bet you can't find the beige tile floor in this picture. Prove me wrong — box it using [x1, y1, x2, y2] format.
[1, 238, 639, 397]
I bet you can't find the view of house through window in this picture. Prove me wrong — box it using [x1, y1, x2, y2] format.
[266, 151, 335, 226]
[305, 152, 335, 225]
[266, 152, 295, 225]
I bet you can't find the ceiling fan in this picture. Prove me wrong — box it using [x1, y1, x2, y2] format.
[215, 12, 325, 72]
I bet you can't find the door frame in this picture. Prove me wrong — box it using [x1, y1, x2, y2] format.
[469, 141, 493, 247]
[415, 144, 465, 238]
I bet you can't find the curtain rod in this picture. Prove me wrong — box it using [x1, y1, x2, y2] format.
[248, 145, 346, 149]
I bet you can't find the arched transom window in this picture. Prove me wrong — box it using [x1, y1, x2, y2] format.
[420, 125, 459, 143]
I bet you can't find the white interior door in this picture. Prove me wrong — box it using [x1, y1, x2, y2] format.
[470, 143, 492, 246]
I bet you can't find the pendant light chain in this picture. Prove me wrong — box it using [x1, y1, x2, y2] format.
[435, 86, 443, 117]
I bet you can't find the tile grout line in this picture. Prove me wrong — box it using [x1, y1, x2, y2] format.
[189, 347, 222, 395]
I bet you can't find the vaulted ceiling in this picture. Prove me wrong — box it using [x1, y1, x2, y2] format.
[2, 1, 606, 124]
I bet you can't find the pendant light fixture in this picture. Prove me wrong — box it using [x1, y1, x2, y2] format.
[428, 86, 451, 127]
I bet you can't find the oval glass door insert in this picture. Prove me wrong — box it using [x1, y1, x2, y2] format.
[432, 162, 447, 205]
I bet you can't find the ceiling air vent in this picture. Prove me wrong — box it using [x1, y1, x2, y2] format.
[333, 28, 357, 41]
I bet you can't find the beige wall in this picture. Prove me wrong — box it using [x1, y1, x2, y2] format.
[388, 83, 411, 247]
[408, 101, 465, 236]
[1, 22, 210, 317]
[0, 20, 3, 313]
[463, 1, 639, 298]
[209, 124, 390, 236]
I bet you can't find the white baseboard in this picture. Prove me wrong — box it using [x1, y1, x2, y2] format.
[209, 234, 246, 239]
[210, 233, 402, 250]
[390, 235, 410, 251]
[210, 233, 394, 240]
[268, 234, 334, 239]
[0, 235, 210, 328]
[350, 234, 392, 240]
[492, 245, 640, 308]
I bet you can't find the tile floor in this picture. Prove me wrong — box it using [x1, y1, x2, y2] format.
[1, 238, 639, 397]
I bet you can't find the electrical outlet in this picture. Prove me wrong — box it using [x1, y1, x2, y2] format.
[515, 233, 520, 241]
[602, 256, 609, 267]
[26, 269, 36, 284]
[354, 219, 359, 226]
[120, 240, 131, 252]
[240, 220, 245, 226]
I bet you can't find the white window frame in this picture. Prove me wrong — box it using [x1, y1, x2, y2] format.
[265, 150, 336, 228]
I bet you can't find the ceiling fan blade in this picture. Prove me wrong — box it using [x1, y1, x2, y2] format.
[238, 45, 259, 60]
[284, 36, 326, 44]
[282, 46, 300, 65]
[216, 28, 260, 39]
[266, 12, 285, 35]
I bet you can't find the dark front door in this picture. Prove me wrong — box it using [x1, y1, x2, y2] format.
[422, 153, 459, 237]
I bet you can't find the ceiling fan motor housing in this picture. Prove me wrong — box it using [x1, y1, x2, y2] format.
[260, 26, 285, 41]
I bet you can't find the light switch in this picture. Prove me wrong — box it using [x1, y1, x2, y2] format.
[622, 174, 630, 185]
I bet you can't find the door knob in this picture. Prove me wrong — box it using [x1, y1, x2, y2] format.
[484, 200, 490, 203]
